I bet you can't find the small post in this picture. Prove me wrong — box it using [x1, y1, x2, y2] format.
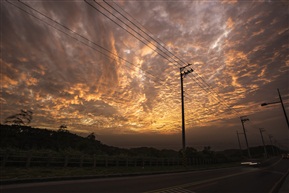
[93, 154, 96, 168]
[105, 157, 108, 167]
[64, 155, 69, 167]
[1, 151, 9, 168]
[80, 155, 84, 167]
[26, 153, 32, 168]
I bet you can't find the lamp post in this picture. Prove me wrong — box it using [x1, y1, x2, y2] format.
[261, 88, 289, 129]
[240, 116, 251, 158]
[180, 64, 194, 166]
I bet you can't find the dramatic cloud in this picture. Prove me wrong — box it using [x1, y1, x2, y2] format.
[1, 0, 288, 150]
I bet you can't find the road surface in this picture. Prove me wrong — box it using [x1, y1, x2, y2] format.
[1, 159, 288, 193]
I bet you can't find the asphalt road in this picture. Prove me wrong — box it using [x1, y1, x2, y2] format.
[1, 159, 288, 193]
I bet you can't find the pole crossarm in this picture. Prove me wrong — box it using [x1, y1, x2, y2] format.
[181, 69, 194, 77]
[180, 64, 194, 78]
[240, 116, 249, 122]
[180, 63, 192, 70]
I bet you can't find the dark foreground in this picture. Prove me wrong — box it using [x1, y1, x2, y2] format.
[1, 158, 288, 193]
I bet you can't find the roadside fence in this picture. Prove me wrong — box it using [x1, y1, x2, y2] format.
[0, 150, 218, 168]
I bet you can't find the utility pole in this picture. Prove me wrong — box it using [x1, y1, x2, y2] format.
[274, 139, 280, 155]
[261, 88, 289, 129]
[259, 128, 268, 158]
[180, 64, 194, 166]
[268, 135, 275, 156]
[236, 131, 243, 156]
[277, 88, 289, 129]
[240, 116, 251, 158]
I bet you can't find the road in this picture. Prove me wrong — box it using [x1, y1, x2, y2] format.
[1, 159, 288, 193]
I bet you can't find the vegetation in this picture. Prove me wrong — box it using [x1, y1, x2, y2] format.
[0, 124, 116, 156]
[0, 124, 282, 161]
[1, 162, 242, 181]
[4, 110, 33, 126]
[0, 124, 284, 181]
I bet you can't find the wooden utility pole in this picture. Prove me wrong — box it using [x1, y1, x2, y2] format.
[259, 128, 268, 158]
[180, 64, 194, 166]
[240, 116, 251, 158]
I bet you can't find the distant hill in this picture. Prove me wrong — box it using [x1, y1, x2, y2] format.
[1, 124, 280, 160]
[0, 124, 122, 156]
[0, 124, 181, 158]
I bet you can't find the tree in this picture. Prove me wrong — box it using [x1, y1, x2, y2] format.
[4, 110, 33, 125]
[185, 147, 198, 158]
[86, 132, 96, 140]
[203, 146, 211, 153]
[202, 146, 214, 158]
[58, 124, 69, 133]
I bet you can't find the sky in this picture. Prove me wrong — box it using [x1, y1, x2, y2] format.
[1, 0, 288, 151]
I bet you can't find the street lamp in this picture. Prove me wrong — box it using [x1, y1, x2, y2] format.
[261, 88, 289, 129]
[180, 64, 194, 165]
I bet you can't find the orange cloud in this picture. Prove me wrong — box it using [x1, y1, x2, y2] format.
[226, 17, 234, 29]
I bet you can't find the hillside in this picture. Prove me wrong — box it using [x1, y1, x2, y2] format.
[0, 124, 281, 161]
[0, 124, 122, 156]
[0, 124, 183, 158]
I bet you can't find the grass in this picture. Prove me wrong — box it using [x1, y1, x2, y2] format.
[0, 162, 240, 181]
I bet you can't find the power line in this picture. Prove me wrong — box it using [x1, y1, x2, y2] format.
[103, 0, 186, 66]
[7, 0, 181, 121]
[185, 74, 242, 119]
[105, 0, 220, 96]
[98, 1, 264, 131]
[85, 0, 179, 67]
[10, 0, 168, 88]
[103, 0, 238, 118]
[99, 1, 269, 133]
[9, 0, 261, 129]
[88, 0, 219, 100]
[102, 0, 245, 117]
[91, 0, 219, 104]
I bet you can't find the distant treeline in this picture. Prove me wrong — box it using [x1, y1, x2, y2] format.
[0, 124, 281, 161]
[1, 124, 125, 156]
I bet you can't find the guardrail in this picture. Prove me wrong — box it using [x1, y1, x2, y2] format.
[0, 151, 217, 168]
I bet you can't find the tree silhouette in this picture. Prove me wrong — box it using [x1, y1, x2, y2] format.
[86, 132, 96, 140]
[4, 110, 33, 125]
[202, 146, 214, 158]
[58, 124, 69, 133]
